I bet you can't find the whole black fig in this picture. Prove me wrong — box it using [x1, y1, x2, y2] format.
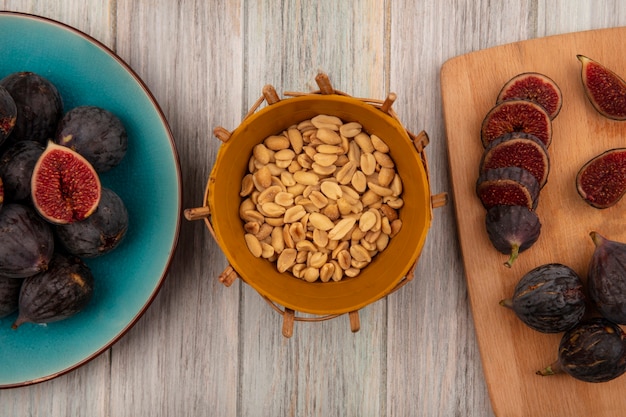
[0, 140, 44, 202]
[55, 187, 128, 258]
[537, 318, 626, 383]
[500, 263, 586, 333]
[0, 84, 16, 146]
[0, 276, 22, 318]
[12, 253, 94, 328]
[0, 204, 54, 278]
[55, 105, 127, 172]
[0, 72, 63, 145]
[587, 231, 626, 324]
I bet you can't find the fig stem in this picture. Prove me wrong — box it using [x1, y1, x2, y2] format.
[536, 360, 562, 377]
[499, 298, 514, 309]
[504, 244, 520, 268]
[589, 231, 605, 248]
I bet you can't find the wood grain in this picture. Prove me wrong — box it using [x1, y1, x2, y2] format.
[442, 27, 626, 417]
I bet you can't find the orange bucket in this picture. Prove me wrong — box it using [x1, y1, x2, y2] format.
[186, 73, 446, 336]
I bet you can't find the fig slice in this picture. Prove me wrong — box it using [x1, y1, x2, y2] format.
[576, 148, 626, 208]
[485, 204, 541, 268]
[31, 141, 101, 224]
[476, 166, 540, 211]
[577, 54, 626, 120]
[496, 72, 563, 119]
[479, 132, 550, 189]
[480, 99, 552, 148]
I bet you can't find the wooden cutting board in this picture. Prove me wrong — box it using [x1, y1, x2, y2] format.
[441, 27, 626, 417]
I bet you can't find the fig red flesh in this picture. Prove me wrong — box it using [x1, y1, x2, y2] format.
[576, 148, 626, 208]
[476, 167, 540, 210]
[578, 55, 626, 120]
[480, 132, 550, 189]
[481, 99, 552, 148]
[31, 141, 101, 224]
[497, 72, 563, 119]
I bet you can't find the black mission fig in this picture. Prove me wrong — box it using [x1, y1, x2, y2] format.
[12, 253, 94, 329]
[587, 231, 626, 324]
[0, 85, 16, 145]
[0, 71, 63, 145]
[0, 204, 54, 278]
[55, 105, 127, 173]
[55, 187, 129, 258]
[500, 263, 585, 333]
[0, 140, 44, 202]
[537, 318, 626, 383]
[0, 276, 22, 318]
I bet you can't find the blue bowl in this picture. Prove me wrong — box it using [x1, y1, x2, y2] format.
[0, 12, 181, 387]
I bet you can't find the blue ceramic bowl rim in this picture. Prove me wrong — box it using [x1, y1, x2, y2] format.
[0, 11, 182, 388]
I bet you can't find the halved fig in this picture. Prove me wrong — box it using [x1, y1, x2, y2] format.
[479, 132, 550, 189]
[497, 72, 563, 119]
[576, 148, 626, 208]
[31, 141, 101, 224]
[578, 55, 626, 120]
[485, 204, 541, 267]
[476, 166, 540, 210]
[481, 99, 552, 148]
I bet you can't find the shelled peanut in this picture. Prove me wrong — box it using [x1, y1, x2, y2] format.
[239, 114, 403, 283]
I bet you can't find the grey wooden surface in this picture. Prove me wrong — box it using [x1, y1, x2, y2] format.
[1, 1, 625, 416]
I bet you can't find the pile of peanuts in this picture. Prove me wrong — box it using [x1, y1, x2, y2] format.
[239, 114, 403, 283]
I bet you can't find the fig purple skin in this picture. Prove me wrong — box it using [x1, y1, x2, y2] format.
[578, 55, 626, 120]
[587, 231, 626, 324]
[538, 318, 626, 383]
[0, 72, 63, 146]
[12, 253, 94, 329]
[0, 140, 44, 202]
[476, 166, 540, 211]
[501, 263, 585, 333]
[55, 187, 129, 258]
[55, 105, 127, 172]
[0, 204, 54, 278]
[485, 204, 541, 268]
[0, 276, 22, 318]
[479, 131, 550, 189]
[0, 85, 17, 146]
